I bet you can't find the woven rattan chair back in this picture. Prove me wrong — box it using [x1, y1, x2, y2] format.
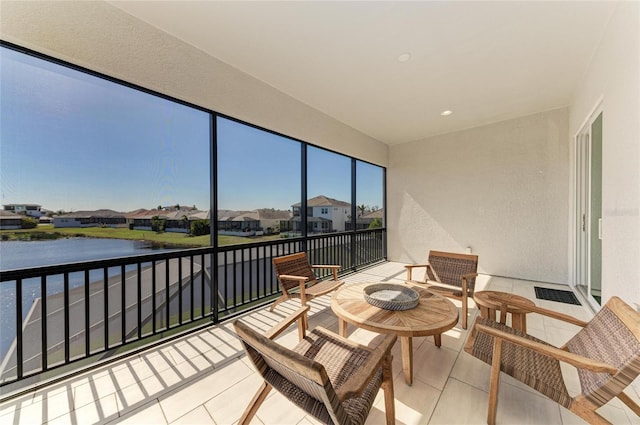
[234, 320, 353, 425]
[565, 296, 640, 408]
[464, 295, 640, 425]
[426, 250, 478, 290]
[273, 252, 318, 293]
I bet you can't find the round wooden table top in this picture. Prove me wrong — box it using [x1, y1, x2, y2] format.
[331, 282, 459, 337]
[473, 290, 536, 313]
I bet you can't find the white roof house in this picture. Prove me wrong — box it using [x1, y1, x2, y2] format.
[2, 204, 44, 218]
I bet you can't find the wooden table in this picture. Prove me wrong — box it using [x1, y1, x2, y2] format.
[331, 282, 459, 385]
[473, 290, 536, 333]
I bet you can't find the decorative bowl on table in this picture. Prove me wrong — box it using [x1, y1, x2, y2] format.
[363, 283, 420, 311]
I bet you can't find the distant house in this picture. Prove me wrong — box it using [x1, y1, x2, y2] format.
[0, 210, 23, 230]
[38, 216, 53, 224]
[126, 209, 178, 232]
[189, 210, 210, 221]
[218, 209, 290, 236]
[2, 204, 44, 218]
[346, 208, 384, 230]
[127, 208, 209, 233]
[53, 210, 127, 228]
[286, 195, 351, 234]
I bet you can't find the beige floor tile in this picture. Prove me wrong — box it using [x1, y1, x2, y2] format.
[601, 395, 640, 423]
[429, 378, 493, 424]
[485, 278, 513, 293]
[494, 381, 563, 424]
[164, 353, 213, 383]
[46, 393, 120, 425]
[472, 274, 492, 292]
[0, 406, 15, 423]
[542, 324, 578, 347]
[559, 363, 582, 396]
[440, 322, 470, 352]
[562, 403, 636, 425]
[510, 283, 536, 299]
[30, 377, 87, 403]
[0, 399, 48, 425]
[371, 375, 440, 425]
[0, 393, 35, 420]
[115, 376, 164, 416]
[199, 340, 244, 366]
[232, 416, 264, 425]
[142, 351, 179, 378]
[170, 405, 215, 425]
[203, 373, 264, 424]
[168, 342, 202, 365]
[524, 310, 546, 332]
[345, 327, 383, 345]
[450, 350, 491, 391]
[114, 399, 166, 425]
[29, 387, 74, 424]
[252, 390, 306, 425]
[73, 372, 123, 410]
[120, 358, 158, 386]
[559, 406, 589, 425]
[158, 359, 253, 423]
[207, 324, 243, 344]
[412, 344, 459, 390]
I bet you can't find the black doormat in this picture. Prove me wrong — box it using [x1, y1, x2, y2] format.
[534, 287, 581, 305]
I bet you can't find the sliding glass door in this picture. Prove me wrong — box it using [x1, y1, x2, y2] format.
[575, 109, 602, 308]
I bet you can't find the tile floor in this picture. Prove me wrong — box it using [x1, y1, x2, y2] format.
[1, 262, 639, 425]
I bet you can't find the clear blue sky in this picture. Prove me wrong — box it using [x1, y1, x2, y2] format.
[1, 47, 383, 213]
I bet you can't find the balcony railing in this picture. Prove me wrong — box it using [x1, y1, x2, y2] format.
[0, 228, 386, 391]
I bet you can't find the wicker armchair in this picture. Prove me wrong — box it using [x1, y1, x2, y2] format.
[271, 252, 343, 319]
[464, 295, 640, 425]
[234, 305, 396, 425]
[405, 250, 478, 328]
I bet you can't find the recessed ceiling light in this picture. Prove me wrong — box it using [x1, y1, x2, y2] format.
[397, 53, 411, 63]
[441, 110, 453, 116]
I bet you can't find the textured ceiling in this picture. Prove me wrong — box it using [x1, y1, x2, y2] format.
[110, 1, 616, 145]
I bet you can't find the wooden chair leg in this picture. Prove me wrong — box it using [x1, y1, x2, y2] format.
[269, 295, 286, 312]
[297, 314, 306, 341]
[381, 353, 395, 425]
[569, 399, 612, 425]
[239, 382, 272, 425]
[487, 338, 503, 425]
[300, 296, 309, 331]
[462, 294, 468, 329]
[617, 391, 640, 417]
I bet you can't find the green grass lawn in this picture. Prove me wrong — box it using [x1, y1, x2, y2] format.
[0, 225, 284, 247]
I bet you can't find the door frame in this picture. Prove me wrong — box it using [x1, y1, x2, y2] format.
[571, 99, 603, 311]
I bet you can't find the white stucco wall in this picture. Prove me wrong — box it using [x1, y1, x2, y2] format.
[569, 2, 640, 308]
[388, 108, 570, 284]
[0, 1, 387, 167]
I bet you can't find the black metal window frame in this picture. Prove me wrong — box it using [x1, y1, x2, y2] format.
[0, 40, 387, 395]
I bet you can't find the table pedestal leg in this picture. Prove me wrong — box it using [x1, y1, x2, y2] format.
[488, 308, 497, 321]
[511, 313, 527, 333]
[401, 336, 413, 385]
[479, 306, 490, 319]
[434, 333, 442, 347]
[338, 318, 348, 337]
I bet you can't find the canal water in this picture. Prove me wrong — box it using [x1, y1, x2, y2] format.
[0, 238, 178, 358]
[0, 238, 174, 270]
